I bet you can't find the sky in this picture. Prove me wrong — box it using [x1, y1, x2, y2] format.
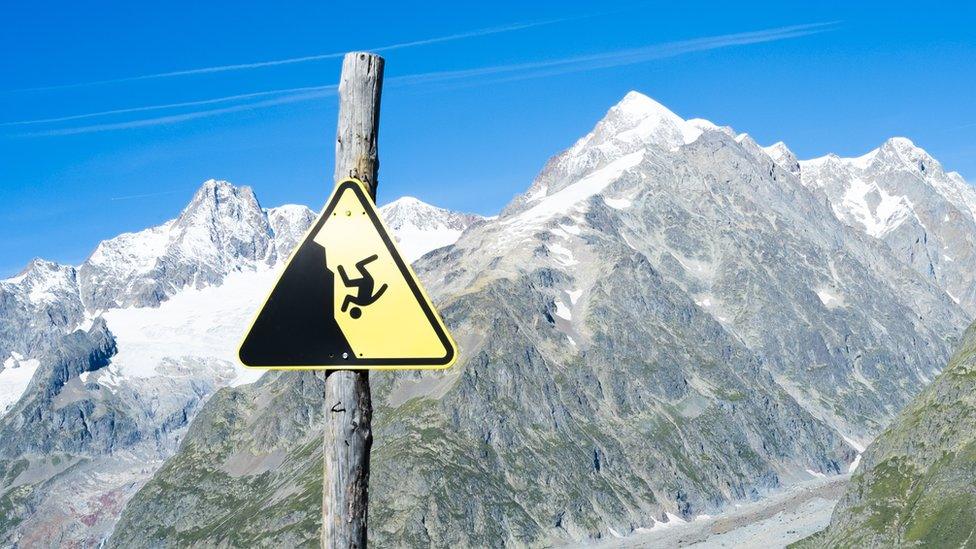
[1, 1, 974, 277]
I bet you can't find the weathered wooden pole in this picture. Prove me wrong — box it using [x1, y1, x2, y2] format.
[322, 51, 383, 549]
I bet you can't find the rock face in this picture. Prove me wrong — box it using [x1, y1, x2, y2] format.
[0, 317, 245, 547]
[0, 183, 483, 547]
[803, 320, 976, 547]
[78, 179, 278, 311]
[0, 259, 86, 361]
[799, 138, 976, 315]
[105, 92, 971, 547]
[267, 204, 317, 260]
[107, 371, 326, 548]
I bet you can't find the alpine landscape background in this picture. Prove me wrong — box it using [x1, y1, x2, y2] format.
[2, 91, 975, 547]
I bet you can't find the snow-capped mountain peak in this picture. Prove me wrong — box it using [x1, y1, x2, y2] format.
[798, 138, 976, 312]
[381, 196, 475, 231]
[613, 90, 681, 121]
[378, 196, 483, 261]
[800, 137, 940, 175]
[78, 179, 277, 311]
[0, 259, 77, 304]
[762, 141, 800, 175]
[603, 90, 703, 148]
[872, 137, 939, 174]
[171, 179, 273, 262]
[507, 91, 714, 217]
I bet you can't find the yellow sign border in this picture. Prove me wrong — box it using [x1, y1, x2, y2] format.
[237, 178, 458, 371]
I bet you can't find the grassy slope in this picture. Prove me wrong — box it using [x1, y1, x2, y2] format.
[795, 321, 976, 548]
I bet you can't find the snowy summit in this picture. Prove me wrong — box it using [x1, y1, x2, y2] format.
[379, 196, 483, 262]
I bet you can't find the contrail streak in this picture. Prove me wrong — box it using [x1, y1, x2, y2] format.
[1, 84, 336, 127]
[109, 189, 192, 201]
[26, 88, 337, 136]
[17, 22, 838, 137]
[12, 15, 582, 92]
[387, 22, 839, 88]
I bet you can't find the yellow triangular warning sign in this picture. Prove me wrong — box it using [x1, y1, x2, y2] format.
[238, 178, 457, 370]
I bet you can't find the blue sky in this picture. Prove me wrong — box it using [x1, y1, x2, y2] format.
[1, 1, 974, 277]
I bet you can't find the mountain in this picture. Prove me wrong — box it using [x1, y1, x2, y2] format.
[78, 179, 280, 311]
[798, 320, 976, 547]
[106, 92, 971, 547]
[0, 259, 85, 415]
[798, 138, 976, 314]
[379, 197, 484, 262]
[0, 182, 473, 546]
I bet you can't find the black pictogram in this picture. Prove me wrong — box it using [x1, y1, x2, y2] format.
[338, 254, 388, 319]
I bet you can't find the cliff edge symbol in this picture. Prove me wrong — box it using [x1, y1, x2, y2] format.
[238, 178, 457, 369]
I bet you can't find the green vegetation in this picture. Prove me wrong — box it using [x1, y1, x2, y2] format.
[812, 322, 976, 547]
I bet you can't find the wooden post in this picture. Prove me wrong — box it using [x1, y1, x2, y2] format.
[322, 51, 383, 549]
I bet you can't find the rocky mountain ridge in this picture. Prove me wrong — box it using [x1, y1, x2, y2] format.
[380, 196, 485, 261]
[0, 181, 477, 546]
[106, 91, 972, 547]
[798, 137, 976, 314]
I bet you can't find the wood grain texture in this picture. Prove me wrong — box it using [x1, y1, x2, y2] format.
[322, 51, 384, 549]
[334, 52, 384, 193]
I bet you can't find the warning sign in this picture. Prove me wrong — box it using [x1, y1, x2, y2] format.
[238, 178, 457, 370]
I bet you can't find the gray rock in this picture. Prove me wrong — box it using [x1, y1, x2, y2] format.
[104, 92, 971, 547]
[799, 137, 976, 315]
[77, 179, 277, 311]
[0, 259, 86, 361]
[798, 320, 976, 547]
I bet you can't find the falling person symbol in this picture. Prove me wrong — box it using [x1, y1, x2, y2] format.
[337, 254, 388, 319]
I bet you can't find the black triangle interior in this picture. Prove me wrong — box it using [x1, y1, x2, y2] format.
[238, 226, 353, 366]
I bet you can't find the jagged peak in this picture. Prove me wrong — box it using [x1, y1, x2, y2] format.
[876, 136, 938, 168]
[763, 141, 797, 160]
[199, 178, 234, 190]
[799, 137, 941, 174]
[188, 178, 254, 205]
[597, 91, 703, 148]
[763, 141, 792, 155]
[612, 91, 682, 120]
[26, 257, 66, 271]
[758, 141, 801, 176]
[380, 197, 432, 221]
[382, 195, 427, 208]
[3, 258, 73, 284]
[379, 196, 471, 220]
[176, 178, 264, 228]
[379, 196, 482, 233]
[882, 136, 923, 152]
[610, 93, 758, 147]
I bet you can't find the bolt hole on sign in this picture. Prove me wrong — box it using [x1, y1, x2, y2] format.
[238, 178, 457, 369]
